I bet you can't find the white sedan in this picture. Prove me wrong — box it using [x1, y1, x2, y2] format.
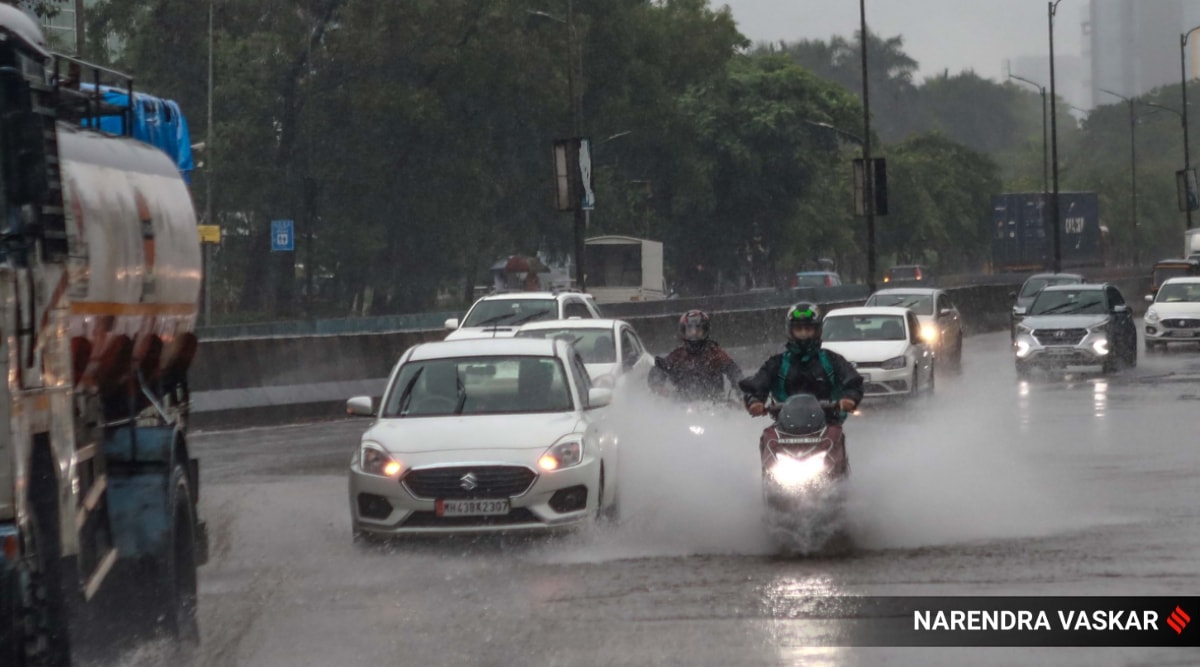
[865, 287, 963, 368]
[820, 306, 936, 399]
[513, 318, 654, 390]
[1143, 276, 1200, 352]
[346, 338, 619, 538]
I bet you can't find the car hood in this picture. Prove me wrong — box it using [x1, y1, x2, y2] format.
[364, 412, 583, 455]
[1148, 302, 1200, 317]
[821, 340, 910, 363]
[1019, 314, 1108, 330]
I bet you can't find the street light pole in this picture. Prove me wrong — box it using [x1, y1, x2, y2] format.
[1048, 0, 1065, 274]
[859, 0, 876, 293]
[1181, 26, 1200, 230]
[1100, 89, 1138, 267]
[1008, 73, 1048, 194]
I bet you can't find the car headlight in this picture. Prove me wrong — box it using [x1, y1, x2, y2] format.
[360, 442, 403, 477]
[1145, 308, 1159, 323]
[1015, 340, 1031, 358]
[920, 324, 939, 342]
[1092, 338, 1109, 355]
[538, 435, 584, 471]
[881, 355, 907, 370]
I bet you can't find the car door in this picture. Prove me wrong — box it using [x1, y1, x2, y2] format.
[937, 292, 962, 343]
[906, 311, 934, 383]
[618, 325, 652, 383]
[1106, 286, 1134, 355]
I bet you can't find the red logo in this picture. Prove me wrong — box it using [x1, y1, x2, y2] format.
[1167, 606, 1190, 635]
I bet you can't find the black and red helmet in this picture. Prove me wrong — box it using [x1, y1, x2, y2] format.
[678, 310, 710, 343]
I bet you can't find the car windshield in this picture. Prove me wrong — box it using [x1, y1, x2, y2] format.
[794, 273, 833, 287]
[1028, 289, 1108, 316]
[866, 293, 933, 315]
[1155, 283, 1200, 303]
[383, 356, 572, 417]
[1020, 276, 1079, 298]
[515, 328, 617, 363]
[1153, 267, 1193, 287]
[822, 315, 907, 341]
[888, 267, 920, 279]
[462, 299, 556, 327]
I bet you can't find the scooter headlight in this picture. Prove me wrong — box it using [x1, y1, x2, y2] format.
[769, 451, 828, 489]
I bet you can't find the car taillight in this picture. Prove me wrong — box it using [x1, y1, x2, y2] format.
[824, 275, 832, 286]
[915, 268, 923, 280]
[791, 276, 798, 288]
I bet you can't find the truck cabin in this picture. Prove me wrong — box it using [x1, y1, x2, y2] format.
[1151, 259, 1200, 295]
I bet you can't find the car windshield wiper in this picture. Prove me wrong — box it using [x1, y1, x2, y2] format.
[509, 310, 553, 326]
[469, 313, 517, 328]
[396, 367, 425, 416]
[1031, 302, 1081, 315]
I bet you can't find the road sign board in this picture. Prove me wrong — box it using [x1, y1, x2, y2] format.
[271, 219, 294, 252]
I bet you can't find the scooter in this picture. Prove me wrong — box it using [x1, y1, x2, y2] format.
[758, 394, 851, 554]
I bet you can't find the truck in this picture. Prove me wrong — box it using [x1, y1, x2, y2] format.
[1186, 228, 1200, 260]
[0, 7, 205, 665]
[991, 192, 1105, 272]
[583, 235, 666, 304]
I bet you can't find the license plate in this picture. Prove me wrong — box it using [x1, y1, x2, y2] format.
[436, 499, 510, 517]
[1169, 330, 1198, 338]
[1045, 347, 1075, 355]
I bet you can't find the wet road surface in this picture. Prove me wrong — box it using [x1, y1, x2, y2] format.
[111, 329, 1200, 666]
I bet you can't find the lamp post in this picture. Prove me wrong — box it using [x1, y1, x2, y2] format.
[1008, 72, 1048, 194]
[1048, 0, 1065, 274]
[530, 3, 586, 288]
[1100, 88, 1138, 267]
[1180, 25, 1200, 230]
[858, 0, 876, 293]
[803, 119, 865, 146]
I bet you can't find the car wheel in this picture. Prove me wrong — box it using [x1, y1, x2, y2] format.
[1125, 336, 1138, 368]
[598, 466, 620, 524]
[925, 361, 936, 396]
[1101, 352, 1118, 375]
[1015, 360, 1033, 379]
[1144, 339, 1159, 354]
[952, 335, 963, 371]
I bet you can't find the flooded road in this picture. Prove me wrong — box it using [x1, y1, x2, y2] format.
[116, 329, 1200, 666]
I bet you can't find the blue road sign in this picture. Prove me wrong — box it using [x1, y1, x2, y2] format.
[271, 219, 294, 252]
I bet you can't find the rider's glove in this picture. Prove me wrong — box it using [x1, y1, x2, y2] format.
[838, 398, 857, 413]
[747, 400, 766, 417]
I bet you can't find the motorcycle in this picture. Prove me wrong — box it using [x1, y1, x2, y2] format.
[651, 356, 743, 436]
[757, 394, 851, 554]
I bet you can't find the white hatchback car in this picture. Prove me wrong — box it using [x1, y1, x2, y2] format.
[1143, 277, 1200, 351]
[346, 338, 618, 538]
[865, 287, 963, 368]
[513, 319, 654, 390]
[443, 292, 602, 340]
[819, 306, 936, 399]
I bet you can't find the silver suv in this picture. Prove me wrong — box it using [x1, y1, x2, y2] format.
[1012, 283, 1136, 376]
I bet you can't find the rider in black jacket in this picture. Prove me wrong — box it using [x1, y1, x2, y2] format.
[739, 302, 863, 421]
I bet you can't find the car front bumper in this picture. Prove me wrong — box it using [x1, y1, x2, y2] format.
[348, 457, 601, 536]
[857, 365, 915, 397]
[1144, 321, 1200, 343]
[1014, 331, 1109, 366]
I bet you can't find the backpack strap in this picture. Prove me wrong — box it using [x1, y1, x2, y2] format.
[818, 349, 848, 421]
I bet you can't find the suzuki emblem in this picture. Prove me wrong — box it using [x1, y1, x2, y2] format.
[460, 472, 478, 491]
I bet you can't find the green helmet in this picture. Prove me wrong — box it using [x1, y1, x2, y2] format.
[786, 302, 823, 339]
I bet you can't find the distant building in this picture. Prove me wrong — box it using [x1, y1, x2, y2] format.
[1084, 0, 1195, 107]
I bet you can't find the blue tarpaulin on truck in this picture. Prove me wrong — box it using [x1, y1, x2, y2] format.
[78, 84, 195, 183]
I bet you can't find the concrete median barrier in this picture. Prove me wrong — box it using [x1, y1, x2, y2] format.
[191, 273, 1150, 430]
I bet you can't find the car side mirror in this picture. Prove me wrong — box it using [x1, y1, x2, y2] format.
[587, 387, 613, 409]
[939, 308, 953, 317]
[443, 318, 460, 330]
[1013, 306, 1027, 317]
[1113, 304, 1129, 314]
[1144, 294, 1154, 303]
[346, 396, 374, 417]
[1008, 291, 1017, 301]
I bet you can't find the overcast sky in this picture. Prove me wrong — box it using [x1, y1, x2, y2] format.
[718, 1, 1085, 82]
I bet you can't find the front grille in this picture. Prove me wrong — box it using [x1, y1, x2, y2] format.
[403, 466, 537, 500]
[1163, 318, 1200, 329]
[1033, 328, 1087, 346]
[400, 508, 539, 528]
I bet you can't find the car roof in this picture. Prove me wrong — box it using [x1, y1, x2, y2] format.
[795, 270, 836, 275]
[1041, 283, 1105, 292]
[1161, 276, 1200, 285]
[825, 306, 913, 318]
[516, 318, 627, 331]
[409, 338, 565, 361]
[473, 292, 576, 301]
[1154, 258, 1200, 266]
[870, 287, 939, 296]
